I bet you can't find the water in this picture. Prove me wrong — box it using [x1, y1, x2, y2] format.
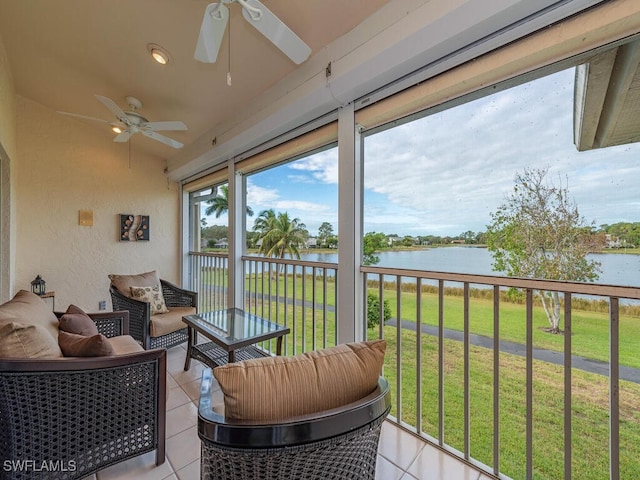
[301, 247, 640, 287]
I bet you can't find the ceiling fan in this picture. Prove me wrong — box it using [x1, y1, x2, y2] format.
[57, 95, 188, 149]
[194, 0, 311, 65]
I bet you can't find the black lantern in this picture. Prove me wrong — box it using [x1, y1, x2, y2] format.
[31, 275, 46, 296]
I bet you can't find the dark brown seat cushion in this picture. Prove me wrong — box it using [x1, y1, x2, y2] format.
[58, 331, 115, 357]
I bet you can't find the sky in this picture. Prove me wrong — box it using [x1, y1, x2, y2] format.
[202, 65, 640, 237]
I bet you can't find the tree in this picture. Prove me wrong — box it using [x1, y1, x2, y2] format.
[254, 210, 307, 260]
[317, 222, 334, 248]
[363, 232, 386, 266]
[201, 225, 229, 247]
[205, 185, 254, 218]
[366, 292, 391, 329]
[486, 167, 603, 334]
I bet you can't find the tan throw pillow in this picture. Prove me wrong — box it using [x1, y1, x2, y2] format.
[0, 290, 60, 342]
[213, 339, 386, 421]
[130, 285, 169, 315]
[59, 313, 99, 336]
[108, 270, 161, 298]
[58, 331, 115, 357]
[0, 321, 63, 358]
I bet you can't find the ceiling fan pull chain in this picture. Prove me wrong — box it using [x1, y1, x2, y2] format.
[227, 15, 232, 86]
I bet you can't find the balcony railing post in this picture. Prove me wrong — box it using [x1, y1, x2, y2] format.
[564, 292, 572, 480]
[492, 285, 500, 476]
[610, 296, 620, 480]
[526, 288, 533, 480]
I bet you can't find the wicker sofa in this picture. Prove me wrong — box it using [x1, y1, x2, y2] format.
[109, 270, 197, 350]
[0, 290, 166, 480]
[198, 340, 390, 480]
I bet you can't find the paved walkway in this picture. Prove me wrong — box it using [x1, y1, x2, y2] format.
[386, 318, 640, 384]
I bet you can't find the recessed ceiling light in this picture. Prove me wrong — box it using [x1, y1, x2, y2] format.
[112, 126, 123, 134]
[147, 43, 171, 65]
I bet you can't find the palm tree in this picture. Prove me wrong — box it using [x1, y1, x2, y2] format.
[205, 185, 254, 218]
[254, 210, 307, 260]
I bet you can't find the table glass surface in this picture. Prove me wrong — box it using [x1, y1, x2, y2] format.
[186, 308, 287, 344]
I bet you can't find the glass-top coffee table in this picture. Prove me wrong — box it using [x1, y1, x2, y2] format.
[182, 308, 290, 370]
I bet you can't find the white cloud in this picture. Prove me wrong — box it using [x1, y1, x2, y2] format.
[288, 149, 338, 184]
[247, 181, 279, 205]
[360, 67, 640, 235]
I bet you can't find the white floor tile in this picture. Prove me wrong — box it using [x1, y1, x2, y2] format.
[165, 426, 201, 472]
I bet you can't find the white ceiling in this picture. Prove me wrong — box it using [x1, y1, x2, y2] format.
[0, 0, 390, 160]
[2, 0, 620, 180]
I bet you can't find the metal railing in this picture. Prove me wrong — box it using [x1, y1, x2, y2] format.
[363, 266, 640, 480]
[187, 251, 229, 312]
[242, 255, 338, 356]
[187, 252, 338, 355]
[187, 251, 640, 479]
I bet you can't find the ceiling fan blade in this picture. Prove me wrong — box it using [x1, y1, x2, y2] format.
[241, 0, 311, 64]
[95, 95, 131, 125]
[194, 2, 229, 63]
[57, 110, 118, 126]
[142, 121, 188, 131]
[113, 131, 132, 143]
[142, 130, 184, 149]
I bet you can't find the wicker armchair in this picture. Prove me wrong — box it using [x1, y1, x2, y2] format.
[0, 311, 166, 480]
[110, 278, 197, 350]
[197, 368, 391, 480]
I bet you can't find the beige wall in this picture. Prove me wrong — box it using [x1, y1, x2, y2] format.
[15, 96, 181, 312]
[0, 30, 16, 302]
[0, 33, 15, 160]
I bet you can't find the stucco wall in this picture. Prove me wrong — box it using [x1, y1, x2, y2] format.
[15, 96, 181, 312]
[0, 30, 16, 302]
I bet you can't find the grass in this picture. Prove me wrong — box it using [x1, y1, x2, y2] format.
[374, 325, 640, 479]
[198, 268, 640, 478]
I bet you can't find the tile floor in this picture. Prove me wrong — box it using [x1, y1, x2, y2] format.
[85, 344, 491, 480]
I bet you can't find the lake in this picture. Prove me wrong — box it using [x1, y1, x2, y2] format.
[300, 247, 640, 288]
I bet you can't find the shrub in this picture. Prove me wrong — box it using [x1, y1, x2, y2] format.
[367, 292, 392, 329]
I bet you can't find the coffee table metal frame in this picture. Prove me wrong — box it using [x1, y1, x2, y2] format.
[182, 308, 290, 370]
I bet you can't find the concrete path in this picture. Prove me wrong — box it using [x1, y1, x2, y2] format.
[386, 318, 640, 384]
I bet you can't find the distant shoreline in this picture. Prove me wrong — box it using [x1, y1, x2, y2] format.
[209, 244, 640, 256]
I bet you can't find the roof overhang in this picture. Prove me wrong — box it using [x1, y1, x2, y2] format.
[574, 37, 640, 151]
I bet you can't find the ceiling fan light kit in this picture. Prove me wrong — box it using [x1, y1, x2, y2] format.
[194, 0, 311, 65]
[57, 94, 187, 149]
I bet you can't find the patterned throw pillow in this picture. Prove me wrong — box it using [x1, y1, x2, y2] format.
[130, 285, 169, 315]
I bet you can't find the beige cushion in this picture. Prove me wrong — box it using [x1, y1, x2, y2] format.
[0, 321, 63, 358]
[108, 270, 161, 298]
[130, 285, 169, 315]
[107, 335, 145, 355]
[213, 339, 386, 421]
[0, 290, 60, 342]
[58, 331, 115, 357]
[149, 306, 195, 337]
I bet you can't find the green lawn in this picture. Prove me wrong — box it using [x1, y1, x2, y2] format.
[375, 325, 640, 479]
[199, 269, 640, 478]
